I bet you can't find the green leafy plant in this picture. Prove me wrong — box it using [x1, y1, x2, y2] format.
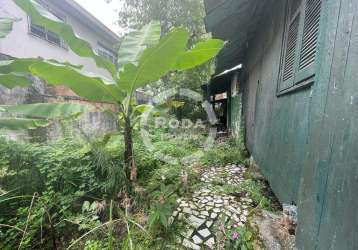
[0, 0, 224, 188]
[229, 226, 254, 250]
[0, 138, 123, 249]
[238, 180, 272, 210]
[147, 184, 177, 231]
[67, 201, 102, 231]
[201, 140, 245, 166]
[0, 133, 205, 249]
[84, 240, 106, 250]
[215, 221, 255, 250]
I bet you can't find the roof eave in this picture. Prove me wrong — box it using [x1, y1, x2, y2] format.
[204, 0, 268, 74]
[50, 0, 121, 43]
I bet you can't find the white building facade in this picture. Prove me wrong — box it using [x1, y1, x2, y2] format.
[0, 0, 121, 141]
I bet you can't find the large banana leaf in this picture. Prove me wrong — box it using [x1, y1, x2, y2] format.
[0, 118, 49, 130]
[0, 58, 82, 75]
[0, 103, 92, 119]
[0, 58, 39, 74]
[117, 21, 161, 71]
[117, 27, 225, 94]
[14, 0, 117, 78]
[0, 73, 32, 89]
[0, 18, 17, 38]
[29, 61, 122, 102]
[175, 39, 225, 70]
[118, 28, 189, 93]
[0, 59, 42, 89]
[0, 103, 92, 130]
[0, 59, 122, 102]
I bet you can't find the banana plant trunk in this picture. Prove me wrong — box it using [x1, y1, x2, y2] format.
[124, 116, 137, 182]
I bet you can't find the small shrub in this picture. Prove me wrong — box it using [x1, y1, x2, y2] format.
[214, 218, 255, 250]
[84, 240, 106, 250]
[201, 140, 245, 166]
[0, 138, 125, 249]
[238, 180, 272, 210]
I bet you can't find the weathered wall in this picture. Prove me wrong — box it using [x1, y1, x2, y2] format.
[297, 0, 358, 249]
[237, 0, 358, 249]
[241, 0, 308, 204]
[44, 92, 118, 142]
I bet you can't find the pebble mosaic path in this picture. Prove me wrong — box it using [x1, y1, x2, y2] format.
[173, 165, 255, 249]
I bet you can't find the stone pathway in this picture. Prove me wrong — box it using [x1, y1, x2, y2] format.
[173, 164, 254, 249]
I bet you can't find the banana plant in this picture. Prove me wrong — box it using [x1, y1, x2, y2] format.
[0, 0, 224, 184]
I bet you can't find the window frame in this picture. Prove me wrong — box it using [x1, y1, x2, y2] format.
[96, 42, 118, 65]
[27, 1, 67, 49]
[277, 0, 322, 96]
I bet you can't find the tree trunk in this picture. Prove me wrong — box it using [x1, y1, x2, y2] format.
[124, 117, 137, 182]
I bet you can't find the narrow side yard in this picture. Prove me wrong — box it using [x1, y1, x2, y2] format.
[0, 131, 284, 249]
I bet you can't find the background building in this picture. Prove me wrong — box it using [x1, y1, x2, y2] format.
[0, 0, 120, 141]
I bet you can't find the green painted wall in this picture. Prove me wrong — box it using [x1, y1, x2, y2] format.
[297, 0, 358, 249]
[226, 0, 358, 248]
[239, 0, 308, 204]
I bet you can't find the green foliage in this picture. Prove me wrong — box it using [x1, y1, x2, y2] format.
[0, 132, 203, 248]
[29, 60, 122, 102]
[117, 21, 161, 70]
[118, 26, 223, 94]
[2, 1, 223, 103]
[0, 138, 125, 249]
[69, 201, 102, 231]
[238, 180, 272, 210]
[214, 217, 255, 250]
[227, 226, 254, 250]
[176, 39, 225, 70]
[86, 137, 129, 195]
[1, 1, 224, 200]
[115, 0, 207, 38]
[118, 28, 189, 92]
[0, 129, 264, 249]
[133, 137, 161, 182]
[202, 139, 245, 166]
[217, 179, 272, 211]
[0, 8, 228, 247]
[0, 103, 92, 130]
[115, 0, 216, 96]
[0, 72, 32, 89]
[0, 118, 49, 130]
[147, 184, 176, 232]
[84, 240, 106, 250]
[0, 59, 119, 102]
